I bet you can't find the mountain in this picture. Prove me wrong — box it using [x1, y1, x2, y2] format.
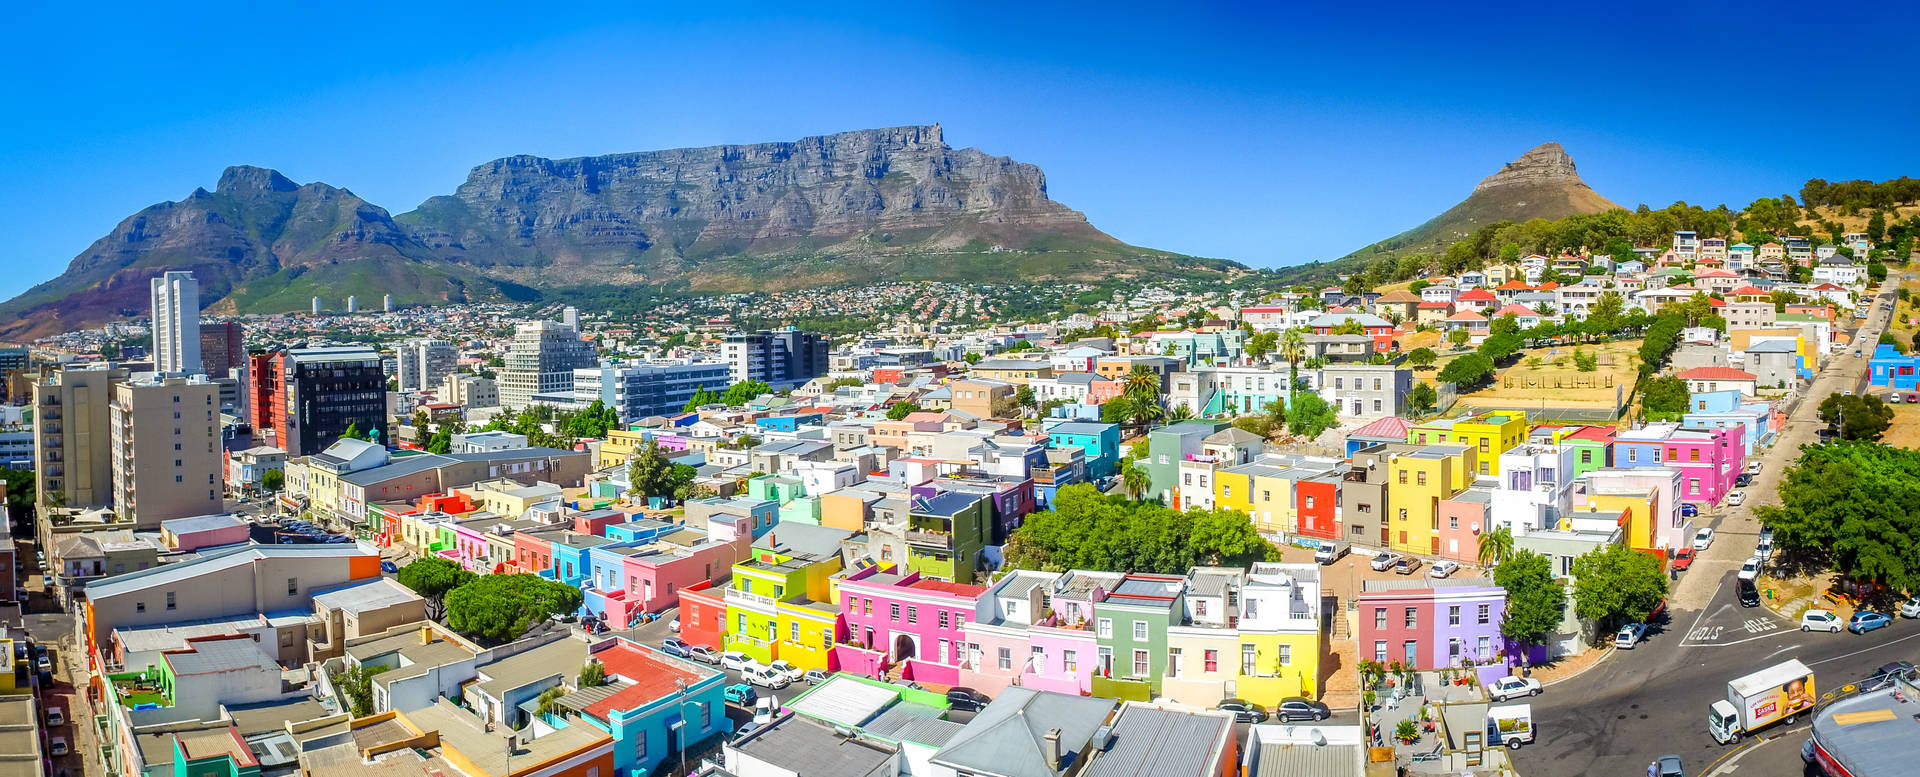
[398, 124, 1227, 290]
[0, 167, 528, 340]
[5, 125, 1237, 338]
[1282, 142, 1622, 283]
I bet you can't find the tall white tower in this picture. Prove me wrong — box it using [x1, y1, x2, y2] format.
[562, 306, 580, 332]
[347, 296, 358, 313]
[150, 270, 203, 376]
[312, 296, 322, 315]
[383, 294, 393, 312]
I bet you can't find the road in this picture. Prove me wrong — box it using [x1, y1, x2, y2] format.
[1510, 281, 1901, 777]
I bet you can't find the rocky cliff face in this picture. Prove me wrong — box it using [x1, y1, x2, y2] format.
[1474, 142, 1587, 192]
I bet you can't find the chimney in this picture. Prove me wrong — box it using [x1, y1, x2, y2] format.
[419, 624, 434, 645]
[1044, 727, 1063, 772]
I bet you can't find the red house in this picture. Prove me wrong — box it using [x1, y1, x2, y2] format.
[675, 580, 727, 650]
[512, 528, 561, 575]
[1294, 474, 1341, 540]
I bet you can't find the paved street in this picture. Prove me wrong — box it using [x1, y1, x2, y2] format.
[1511, 283, 1901, 777]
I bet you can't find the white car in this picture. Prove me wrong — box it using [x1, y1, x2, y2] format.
[1615, 622, 1648, 648]
[720, 651, 753, 672]
[1802, 609, 1842, 632]
[744, 664, 791, 689]
[1902, 597, 1920, 619]
[1745, 461, 1763, 476]
[1370, 552, 1401, 572]
[1428, 560, 1461, 579]
[1693, 529, 1715, 551]
[49, 737, 67, 757]
[766, 659, 805, 683]
[1487, 675, 1542, 701]
[1737, 558, 1762, 580]
[1726, 490, 1747, 507]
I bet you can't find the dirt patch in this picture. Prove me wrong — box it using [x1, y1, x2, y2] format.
[1884, 405, 1920, 450]
[1455, 338, 1643, 413]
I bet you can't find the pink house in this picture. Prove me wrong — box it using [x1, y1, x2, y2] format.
[1615, 423, 1744, 506]
[448, 518, 491, 571]
[1434, 492, 1491, 563]
[572, 509, 624, 537]
[837, 564, 987, 685]
[1083, 379, 1125, 405]
[956, 568, 1118, 696]
[621, 533, 746, 612]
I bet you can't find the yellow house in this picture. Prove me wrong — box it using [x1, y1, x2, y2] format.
[1575, 489, 1658, 551]
[599, 427, 650, 470]
[1407, 412, 1526, 477]
[722, 546, 843, 668]
[1386, 444, 1475, 555]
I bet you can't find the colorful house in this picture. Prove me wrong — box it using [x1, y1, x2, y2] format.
[1092, 574, 1187, 702]
[903, 489, 995, 584]
[721, 543, 844, 668]
[837, 564, 988, 685]
[675, 581, 727, 651]
[957, 569, 1065, 696]
[1408, 412, 1527, 477]
[1382, 443, 1476, 555]
[1535, 425, 1615, 481]
[1614, 423, 1744, 505]
[1869, 343, 1920, 390]
[1357, 578, 1543, 680]
[511, 527, 564, 575]
[1573, 467, 1684, 551]
[1160, 564, 1323, 708]
[1345, 416, 1413, 457]
[1046, 421, 1122, 480]
[556, 637, 731, 777]
[1143, 421, 1230, 508]
[1682, 391, 1775, 457]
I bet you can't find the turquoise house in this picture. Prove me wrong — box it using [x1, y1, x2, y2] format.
[1047, 421, 1121, 480]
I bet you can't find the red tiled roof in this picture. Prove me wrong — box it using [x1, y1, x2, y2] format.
[1417, 301, 1452, 309]
[1706, 297, 1726, 307]
[1537, 281, 1560, 291]
[583, 641, 710, 720]
[1494, 304, 1539, 317]
[1349, 416, 1413, 440]
[908, 579, 989, 597]
[1676, 367, 1757, 381]
[1562, 425, 1617, 443]
[1730, 286, 1768, 296]
[1496, 280, 1532, 290]
[1457, 289, 1497, 301]
[1241, 306, 1288, 313]
[1812, 283, 1845, 291]
[1446, 311, 1488, 322]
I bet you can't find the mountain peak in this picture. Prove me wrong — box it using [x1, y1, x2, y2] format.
[216, 165, 299, 195]
[1474, 142, 1584, 193]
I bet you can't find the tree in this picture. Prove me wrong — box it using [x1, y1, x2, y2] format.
[535, 685, 569, 718]
[1286, 392, 1338, 440]
[1572, 349, 1598, 372]
[343, 422, 361, 442]
[1588, 291, 1626, 336]
[1489, 314, 1521, 337]
[1448, 328, 1472, 348]
[1640, 376, 1690, 419]
[331, 663, 392, 717]
[1477, 333, 1522, 363]
[579, 660, 607, 687]
[1818, 393, 1894, 441]
[1477, 525, 1514, 568]
[1408, 381, 1438, 413]
[886, 401, 922, 421]
[1406, 348, 1437, 369]
[1124, 366, 1161, 403]
[1436, 354, 1495, 389]
[1570, 543, 1669, 634]
[1118, 457, 1150, 500]
[260, 469, 285, 493]
[1492, 550, 1564, 663]
[1100, 396, 1136, 427]
[1003, 484, 1279, 573]
[1168, 403, 1195, 421]
[629, 440, 678, 499]
[962, 352, 983, 365]
[1244, 331, 1279, 362]
[397, 558, 478, 620]
[1014, 385, 1037, 416]
[412, 410, 433, 446]
[682, 385, 721, 412]
[1279, 328, 1307, 387]
[445, 574, 585, 644]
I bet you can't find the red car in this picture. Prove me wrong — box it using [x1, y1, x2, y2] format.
[1672, 548, 1695, 572]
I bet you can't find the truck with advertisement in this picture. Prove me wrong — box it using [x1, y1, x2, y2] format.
[1486, 703, 1535, 749]
[1708, 659, 1816, 744]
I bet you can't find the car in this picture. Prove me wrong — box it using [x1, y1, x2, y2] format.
[1868, 661, 1915, 685]
[669, 617, 681, 633]
[1842, 389, 1853, 396]
[1671, 548, 1695, 572]
[744, 664, 791, 689]
[766, 659, 804, 683]
[801, 669, 830, 685]
[1802, 737, 1816, 765]
[44, 707, 63, 726]
[1428, 560, 1461, 579]
[1614, 622, 1648, 648]
[1758, 525, 1774, 545]
[1693, 529, 1714, 551]
[946, 687, 991, 712]
[49, 737, 67, 757]
[35, 655, 50, 673]
[1487, 675, 1542, 701]
[661, 637, 691, 658]
[1735, 578, 1758, 607]
[1725, 490, 1746, 507]
[1910, 393, 1919, 404]
[1681, 503, 1699, 518]
[1645, 598, 1667, 623]
[1370, 552, 1400, 571]
[1737, 558, 1761, 581]
[1745, 461, 1763, 476]
[1801, 609, 1842, 632]
[1216, 698, 1267, 723]
[1394, 557, 1423, 575]
[1754, 535, 1772, 560]
[380, 560, 398, 573]
[722, 683, 758, 705]
[1733, 474, 1753, 488]
[1849, 611, 1894, 634]
[1275, 697, 1331, 722]
[1901, 597, 1920, 619]
[720, 651, 753, 672]
[1652, 754, 1684, 777]
[688, 646, 720, 665]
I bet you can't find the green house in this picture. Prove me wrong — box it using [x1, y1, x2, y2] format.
[1092, 573, 1187, 701]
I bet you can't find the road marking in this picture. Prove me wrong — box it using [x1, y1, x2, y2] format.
[1764, 643, 1802, 660]
[1701, 738, 1759, 777]
[1807, 629, 1920, 666]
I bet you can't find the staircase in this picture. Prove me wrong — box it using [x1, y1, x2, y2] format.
[1325, 596, 1348, 639]
[884, 662, 908, 685]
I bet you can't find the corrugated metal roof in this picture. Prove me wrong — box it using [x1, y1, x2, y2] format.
[1083, 706, 1232, 777]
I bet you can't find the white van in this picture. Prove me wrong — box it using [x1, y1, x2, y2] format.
[745, 664, 791, 689]
[1314, 542, 1350, 565]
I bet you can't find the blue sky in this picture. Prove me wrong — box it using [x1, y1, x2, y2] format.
[4, 2, 1918, 300]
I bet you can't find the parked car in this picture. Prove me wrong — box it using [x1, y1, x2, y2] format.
[669, 617, 681, 633]
[44, 707, 63, 726]
[688, 646, 720, 665]
[1801, 609, 1842, 633]
[1693, 529, 1715, 551]
[1745, 461, 1763, 476]
[1737, 558, 1761, 581]
[723, 683, 758, 705]
[1275, 697, 1331, 722]
[35, 654, 50, 673]
[1734, 474, 1753, 488]
[49, 737, 68, 757]
[1725, 490, 1747, 507]
[1394, 557, 1423, 575]
[1681, 503, 1700, 518]
[1487, 675, 1542, 701]
[1868, 661, 1915, 685]
[1737, 578, 1760, 608]
[1216, 698, 1267, 723]
[1671, 548, 1696, 572]
[1615, 622, 1648, 648]
[802, 669, 830, 685]
[720, 651, 753, 672]
[1370, 552, 1401, 571]
[1900, 597, 1920, 619]
[1849, 611, 1894, 634]
[380, 560, 398, 573]
[946, 687, 991, 712]
[1652, 754, 1684, 777]
[1645, 598, 1667, 623]
[661, 637, 691, 658]
[1428, 560, 1461, 579]
[745, 664, 791, 689]
[766, 659, 805, 684]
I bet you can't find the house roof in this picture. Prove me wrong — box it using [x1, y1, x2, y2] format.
[1494, 304, 1539, 317]
[1374, 290, 1422, 303]
[1416, 301, 1452, 309]
[1495, 280, 1532, 290]
[931, 687, 1118, 777]
[1446, 311, 1487, 322]
[161, 513, 245, 535]
[1082, 705, 1233, 777]
[1204, 427, 1265, 445]
[1730, 286, 1769, 296]
[1348, 416, 1413, 440]
[1456, 288, 1497, 301]
[1676, 367, 1757, 381]
[1307, 312, 1391, 329]
[579, 640, 714, 720]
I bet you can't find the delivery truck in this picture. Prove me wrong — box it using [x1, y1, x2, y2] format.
[1708, 659, 1816, 745]
[1486, 704, 1535, 749]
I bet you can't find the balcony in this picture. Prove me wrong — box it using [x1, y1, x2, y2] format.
[906, 529, 952, 548]
[724, 587, 779, 608]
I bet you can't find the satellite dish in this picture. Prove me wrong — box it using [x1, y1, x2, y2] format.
[1471, 523, 1481, 533]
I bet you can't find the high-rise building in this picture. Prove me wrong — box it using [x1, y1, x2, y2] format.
[199, 321, 245, 377]
[562, 306, 580, 331]
[724, 327, 829, 389]
[500, 320, 596, 409]
[346, 296, 358, 314]
[383, 294, 393, 312]
[250, 346, 388, 455]
[567, 360, 732, 422]
[150, 271, 203, 376]
[395, 338, 458, 393]
[111, 374, 222, 526]
[312, 296, 322, 315]
[441, 373, 499, 408]
[31, 363, 131, 518]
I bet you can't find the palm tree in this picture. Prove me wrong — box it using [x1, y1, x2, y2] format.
[1169, 403, 1195, 422]
[1124, 365, 1161, 401]
[1132, 397, 1167, 429]
[535, 685, 568, 718]
[1279, 328, 1307, 391]
[1119, 457, 1151, 500]
[1477, 525, 1515, 569]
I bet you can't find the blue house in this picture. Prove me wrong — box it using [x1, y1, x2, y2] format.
[547, 531, 628, 587]
[1682, 390, 1774, 457]
[1045, 421, 1121, 480]
[551, 638, 731, 777]
[1869, 343, 1920, 390]
[605, 517, 679, 543]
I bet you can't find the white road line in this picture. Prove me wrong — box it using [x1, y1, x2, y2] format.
[1706, 734, 1786, 777]
[1764, 643, 1802, 660]
[1807, 629, 1920, 666]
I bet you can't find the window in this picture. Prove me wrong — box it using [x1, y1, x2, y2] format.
[1132, 649, 1149, 677]
[1688, 478, 1700, 495]
[166, 592, 176, 611]
[790, 622, 800, 642]
[1398, 470, 1408, 485]
[907, 606, 918, 624]
[1241, 644, 1257, 674]
[1374, 378, 1383, 391]
[1404, 607, 1417, 628]
[1063, 650, 1077, 673]
[998, 647, 1012, 670]
[1449, 516, 1458, 529]
[1195, 600, 1208, 617]
[1097, 618, 1113, 638]
[1183, 473, 1191, 486]
[1374, 399, 1383, 412]
[939, 611, 950, 629]
[1374, 641, 1388, 662]
[287, 577, 298, 596]
[1167, 647, 1182, 678]
[1627, 448, 1637, 463]
[890, 603, 901, 621]
[1580, 450, 1593, 464]
[1305, 495, 1315, 509]
[1561, 554, 1575, 576]
[1133, 620, 1148, 640]
[1417, 471, 1427, 486]
[1375, 608, 1387, 629]
[1477, 604, 1490, 624]
[1448, 605, 1460, 626]
[701, 702, 712, 728]
[135, 602, 145, 613]
[1223, 485, 1231, 498]
[863, 599, 872, 616]
[1690, 448, 1700, 462]
[1262, 490, 1271, 502]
